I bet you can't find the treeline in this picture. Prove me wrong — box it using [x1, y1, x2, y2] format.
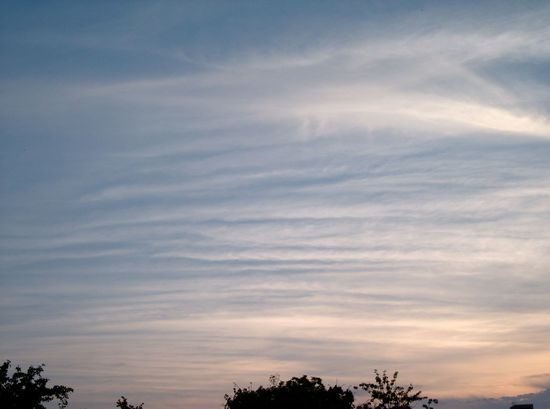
[1, 360, 438, 409]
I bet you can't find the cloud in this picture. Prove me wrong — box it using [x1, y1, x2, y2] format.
[525, 374, 550, 390]
[1, 2, 550, 409]
[441, 388, 550, 409]
[73, 16, 550, 139]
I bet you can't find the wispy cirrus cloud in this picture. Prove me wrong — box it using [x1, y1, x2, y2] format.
[73, 18, 550, 139]
[1, 2, 550, 409]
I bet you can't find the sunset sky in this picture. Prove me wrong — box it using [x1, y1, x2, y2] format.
[1, 1, 550, 408]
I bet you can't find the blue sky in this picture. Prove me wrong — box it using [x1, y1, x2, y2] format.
[1, 1, 550, 408]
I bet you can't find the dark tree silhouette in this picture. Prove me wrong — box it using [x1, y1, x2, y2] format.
[116, 395, 144, 409]
[0, 360, 73, 409]
[356, 370, 438, 409]
[224, 371, 437, 409]
[224, 374, 355, 409]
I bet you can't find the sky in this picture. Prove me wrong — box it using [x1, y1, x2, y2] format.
[1, 1, 550, 408]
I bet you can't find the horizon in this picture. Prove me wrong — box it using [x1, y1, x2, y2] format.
[2, 362, 550, 409]
[1, 1, 550, 408]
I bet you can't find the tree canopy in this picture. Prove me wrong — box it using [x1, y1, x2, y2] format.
[224, 371, 438, 409]
[0, 360, 73, 409]
[116, 395, 145, 409]
[356, 370, 438, 409]
[224, 374, 355, 409]
[1, 359, 438, 409]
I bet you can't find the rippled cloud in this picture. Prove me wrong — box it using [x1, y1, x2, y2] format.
[1, 2, 550, 409]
